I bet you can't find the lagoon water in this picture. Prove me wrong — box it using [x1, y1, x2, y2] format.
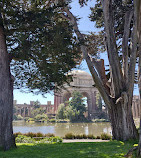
[13, 121, 112, 137]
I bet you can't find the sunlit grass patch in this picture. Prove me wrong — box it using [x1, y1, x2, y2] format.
[0, 140, 138, 158]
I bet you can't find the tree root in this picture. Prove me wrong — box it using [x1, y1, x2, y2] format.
[124, 147, 138, 158]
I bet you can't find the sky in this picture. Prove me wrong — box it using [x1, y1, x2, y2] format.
[13, 0, 139, 105]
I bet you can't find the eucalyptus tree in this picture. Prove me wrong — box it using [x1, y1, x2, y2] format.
[52, 0, 139, 140]
[0, 0, 79, 150]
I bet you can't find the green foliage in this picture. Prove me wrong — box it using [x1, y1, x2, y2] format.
[31, 108, 46, 118]
[49, 119, 56, 123]
[87, 134, 95, 139]
[15, 135, 35, 143]
[24, 132, 37, 138]
[27, 118, 35, 121]
[39, 136, 62, 144]
[47, 136, 62, 143]
[0, 0, 80, 94]
[100, 133, 112, 140]
[82, 134, 87, 139]
[67, 91, 86, 122]
[65, 106, 80, 122]
[75, 134, 83, 139]
[64, 133, 75, 139]
[45, 133, 55, 137]
[56, 91, 87, 122]
[34, 114, 48, 122]
[16, 115, 23, 120]
[93, 119, 109, 122]
[33, 100, 41, 109]
[96, 136, 101, 139]
[56, 104, 66, 119]
[14, 132, 22, 138]
[14, 132, 55, 138]
[96, 93, 103, 111]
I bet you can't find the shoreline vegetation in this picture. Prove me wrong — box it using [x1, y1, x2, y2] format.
[13, 132, 112, 141]
[13, 117, 110, 123]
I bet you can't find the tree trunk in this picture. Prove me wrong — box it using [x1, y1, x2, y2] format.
[0, 25, 16, 150]
[109, 101, 138, 140]
[136, 0, 141, 156]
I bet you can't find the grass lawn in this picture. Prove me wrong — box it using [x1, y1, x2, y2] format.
[0, 141, 138, 158]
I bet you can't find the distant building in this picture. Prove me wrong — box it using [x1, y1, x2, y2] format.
[14, 70, 141, 119]
[14, 101, 54, 117]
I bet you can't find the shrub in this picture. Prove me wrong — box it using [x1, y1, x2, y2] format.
[100, 133, 111, 140]
[16, 115, 23, 120]
[87, 134, 94, 139]
[49, 119, 56, 123]
[28, 118, 34, 121]
[36, 132, 44, 137]
[14, 132, 22, 138]
[96, 136, 101, 139]
[82, 134, 87, 139]
[40, 137, 62, 144]
[24, 117, 30, 122]
[45, 133, 55, 137]
[24, 132, 36, 138]
[75, 135, 83, 139]
[13, 115, 18, 120]
[48, 136, 62, 143]
[56, 104, 66, 119]
[65, 133, 75, 139]
[16, 135, 35, 143]
[34, 114, 48, 122]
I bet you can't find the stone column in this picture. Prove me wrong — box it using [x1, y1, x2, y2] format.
[91, 91, 97, 111]
[54, 92, 62, 113]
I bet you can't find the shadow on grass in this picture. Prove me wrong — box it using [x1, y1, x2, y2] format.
[0, 141, 137, 158]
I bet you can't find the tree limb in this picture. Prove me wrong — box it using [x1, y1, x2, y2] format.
[62, 7, 113, 108]
[128, 0, 138, 97]
[122, 10, 133, 85]
[101, 0, 123, 97]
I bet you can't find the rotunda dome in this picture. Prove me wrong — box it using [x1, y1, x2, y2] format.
[69, 70, 92, 79]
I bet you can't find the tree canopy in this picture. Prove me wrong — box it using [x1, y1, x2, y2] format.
[1, 0, 80, 94]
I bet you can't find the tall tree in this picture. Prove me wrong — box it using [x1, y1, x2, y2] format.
[0, 0, 79, 150]
[0, 9, 15, 151]
[52, 0, 139, 140]
[136, 0, 141, 156]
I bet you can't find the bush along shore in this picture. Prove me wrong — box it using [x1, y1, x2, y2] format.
[14, 132, 112, 142]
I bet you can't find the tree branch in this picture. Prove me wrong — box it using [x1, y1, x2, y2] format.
[128, 0, 138, 96]
[122, 10, 133, 84]
[101, 0, 123, 97]
[62, 7, 113, 108]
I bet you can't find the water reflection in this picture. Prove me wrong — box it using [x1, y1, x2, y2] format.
[13, 121, 112, 137]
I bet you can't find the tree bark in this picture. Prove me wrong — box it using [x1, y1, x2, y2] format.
[0, 24, 16, 150]
[109, 100, 138, 140]
[136, 0, 141, 155]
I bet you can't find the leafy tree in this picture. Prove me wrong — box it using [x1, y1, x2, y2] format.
[0, 0, 80, 150]
[96, 93, 103, 111]
[56, 103, 66, 119]
[69, 91, 86, 117]
[33, 100, 41, 109]
[51, 0, 139, 140]
[67, 91, 86, 121]
[34, 114, 48, 122]
[65, 105, 80, 122]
